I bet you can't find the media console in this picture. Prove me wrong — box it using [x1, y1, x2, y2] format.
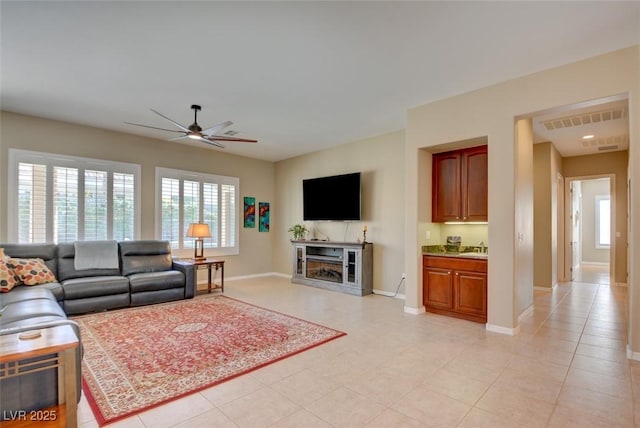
[291, 240, 373, 296]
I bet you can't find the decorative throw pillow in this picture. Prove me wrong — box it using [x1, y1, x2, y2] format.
[9, 258, 57, 286]
[0, 254, 18, 293]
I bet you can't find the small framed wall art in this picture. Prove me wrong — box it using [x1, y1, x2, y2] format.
[259, 202, 270, 232]
[243, 197, 256, 228]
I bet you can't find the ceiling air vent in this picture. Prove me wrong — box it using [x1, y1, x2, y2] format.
[598, 145, 619, 152]
[543, 107, 627, 130]
[579, 135, 627, 152]
[224, 130, 239, 136]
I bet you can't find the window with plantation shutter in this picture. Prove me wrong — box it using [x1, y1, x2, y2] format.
[9, 149, 141, 243]
[156, 167, 239, 256]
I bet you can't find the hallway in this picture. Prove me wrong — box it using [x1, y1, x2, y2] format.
[573, 264, 610, 285]
[521, 279, 634, 425]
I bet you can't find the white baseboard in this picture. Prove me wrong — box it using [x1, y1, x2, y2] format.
[372, 289, 405, 300]
[518, 305, 534, 322]
[486, 323, 520, 336]
[627, 345, 640, 361]
[533, 285, 557, 292]
[404, 305, 426, 315]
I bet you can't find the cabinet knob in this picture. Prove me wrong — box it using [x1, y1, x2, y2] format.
[463, 217, 467, 220]
[456, 272, 459, 276]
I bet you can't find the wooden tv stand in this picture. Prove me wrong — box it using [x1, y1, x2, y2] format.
[291, 241, 372, 296]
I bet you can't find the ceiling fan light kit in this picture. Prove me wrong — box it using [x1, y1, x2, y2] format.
[125, 104, 257, 149]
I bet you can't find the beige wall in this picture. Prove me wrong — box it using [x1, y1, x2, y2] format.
[274, 130, 405, 293]
[515, 119, 534, 315]
[0, 111, 276, 279]
[564, 151, 629, 283]
[406, 46, 639, 335]
[533, 142, 564, 288]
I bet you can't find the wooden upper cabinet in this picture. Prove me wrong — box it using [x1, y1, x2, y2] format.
[432, 145, 487, 222]
[432, 152, 462, 222]
[461, 146, 488, 221]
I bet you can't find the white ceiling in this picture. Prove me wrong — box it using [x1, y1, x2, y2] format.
[1, 1, 639, 162]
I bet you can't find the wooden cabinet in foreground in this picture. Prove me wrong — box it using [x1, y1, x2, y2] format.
[423, 255, 487, 323]
[432, 145, 487, 222]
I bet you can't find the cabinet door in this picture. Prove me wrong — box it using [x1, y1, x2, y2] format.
[432, 152, 461, 222]
[453, 270, 487, 319]
[344, 249, 360, 286]
[423, 266, 454, 310]
[293, 245, 305, 278]
[461, 146, 488, 221]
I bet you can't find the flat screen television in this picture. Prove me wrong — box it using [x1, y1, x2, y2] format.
[303, 172, 361, 221]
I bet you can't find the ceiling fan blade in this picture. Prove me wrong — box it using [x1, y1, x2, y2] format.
[124, 122, 185, 133]
[199, 137, 226, 149]
[206, 135, 258, 143]
[202, 120, 233, 136]
[167, 135, 189, 141]
[150, 109, 190, 132]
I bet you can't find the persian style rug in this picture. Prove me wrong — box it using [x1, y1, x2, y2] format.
[75, 295, 346, 426]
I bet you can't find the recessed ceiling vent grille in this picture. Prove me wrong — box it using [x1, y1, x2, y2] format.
[598, 145, 619, 152]
[580, 135, 627, 149]
[223, 130, 238, 136]
[543, 107, 627, 130]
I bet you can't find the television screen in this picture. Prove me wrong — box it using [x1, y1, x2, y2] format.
[303, 172, 361, 221]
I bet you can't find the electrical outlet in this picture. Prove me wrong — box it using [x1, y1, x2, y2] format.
[425, 230, 431, 240]
[402, 273, 407, 279]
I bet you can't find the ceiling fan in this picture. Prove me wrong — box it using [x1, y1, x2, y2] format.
[125, 104, 257, 148]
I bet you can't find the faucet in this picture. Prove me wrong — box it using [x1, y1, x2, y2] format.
[478, 241, 486, 253]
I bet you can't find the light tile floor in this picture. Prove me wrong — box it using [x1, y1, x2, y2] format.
[77, 276, 636, 427]
[574, 263, 610, 285]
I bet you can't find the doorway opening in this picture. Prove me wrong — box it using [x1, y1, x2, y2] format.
[566, 176, 613, 285]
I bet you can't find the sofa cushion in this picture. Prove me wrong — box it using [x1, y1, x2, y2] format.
[9, 258, 57, 286]
[0, 286, 57, 307]
[0, 256, 19, 293]
[129, 270, 185, 293]
[57, 243, 121, 282]
[120, 241, 172, 276]
[0, 298, 66, 326]
[62, 276, 129, 299]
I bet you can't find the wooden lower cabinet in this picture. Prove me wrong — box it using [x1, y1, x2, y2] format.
[424, 267, 454, 310]
[423, 255, 487, 323]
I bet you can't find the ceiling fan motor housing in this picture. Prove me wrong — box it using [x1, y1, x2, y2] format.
[189, 104, 203, 132]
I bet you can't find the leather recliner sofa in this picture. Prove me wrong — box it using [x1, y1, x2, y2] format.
[0, 240, 196, 417]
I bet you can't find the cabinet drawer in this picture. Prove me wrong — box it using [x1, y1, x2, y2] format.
[423, 255, 487, 273]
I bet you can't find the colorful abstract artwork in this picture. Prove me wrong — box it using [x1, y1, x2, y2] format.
[243, 197, 255, 228]
[259, 202, 270, 232]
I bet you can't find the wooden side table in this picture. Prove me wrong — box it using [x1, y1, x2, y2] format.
[191, 259, 225, 293]
[0, 324, 79, 427]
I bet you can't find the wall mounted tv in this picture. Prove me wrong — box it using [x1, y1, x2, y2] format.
[303, 172, 361, 221]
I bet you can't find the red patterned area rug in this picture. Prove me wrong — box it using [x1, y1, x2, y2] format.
[74, 295, 346, 426]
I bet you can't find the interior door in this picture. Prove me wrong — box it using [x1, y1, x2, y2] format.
[570, 181, 581, 280]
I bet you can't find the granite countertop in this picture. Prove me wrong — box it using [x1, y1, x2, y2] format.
[422, 245, 488, 260]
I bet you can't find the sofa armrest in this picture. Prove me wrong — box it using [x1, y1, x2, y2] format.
[172, 259, 195, 299]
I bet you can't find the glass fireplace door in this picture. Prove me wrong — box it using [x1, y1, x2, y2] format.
[305, 256, 344, 283]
